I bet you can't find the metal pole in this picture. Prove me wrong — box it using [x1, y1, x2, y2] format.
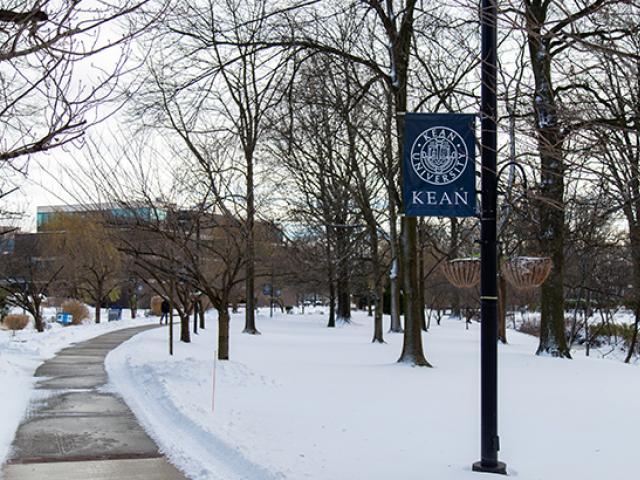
[169, 306, 174, 356]
[473, 0, 506, 474]
[195, 217, 200, 335]
[169, 282, 174, 356]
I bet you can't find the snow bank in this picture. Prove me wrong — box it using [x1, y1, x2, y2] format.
[106, 310, 640, 480]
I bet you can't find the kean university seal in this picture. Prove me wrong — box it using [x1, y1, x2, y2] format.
[410, 127, 469, 186]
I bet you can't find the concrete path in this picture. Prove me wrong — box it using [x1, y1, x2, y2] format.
[2, 325, 187, 480]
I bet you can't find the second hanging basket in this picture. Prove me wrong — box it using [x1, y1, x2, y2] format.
[441, 258, 481, 289]
[501, 256, 552, 290]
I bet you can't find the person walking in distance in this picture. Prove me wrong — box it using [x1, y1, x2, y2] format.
[160, 298, 170, 325]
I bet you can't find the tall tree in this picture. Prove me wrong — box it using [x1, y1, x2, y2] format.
[206, 0, 291, 334]
[272, 54, 360, 327]
[367, 0, 430, 365]
[577, 7, 640, 361]
[137, 0, 292, 334]
[516, 0, 627, 357]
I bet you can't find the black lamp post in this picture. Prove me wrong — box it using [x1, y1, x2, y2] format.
[473, 0, 507, 474]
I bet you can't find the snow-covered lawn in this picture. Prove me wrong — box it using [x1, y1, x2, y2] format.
[106, 310, 639, 480]
[0, 311, 157, 465]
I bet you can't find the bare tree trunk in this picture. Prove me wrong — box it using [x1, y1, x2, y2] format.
[526, 2, 570, 359]
[325, 225, 336, 328]
[336, 227, 351, 323]
[336, 280, 351, 323]
[180, 312, 191, 343]
[537, 200, 569, 357]
[34, 314, 44, 332]
[197, 297, 205, 329]
[244, 153, 259, 334]
[94, 278, 105, 324]
[625, 228, 640, 363]
[328, 281, 336, 328]
[418, 220, 427, 332]
[585, 318, 590, 357]
[398, 219, 431, 366]
[450, 218, 461, 318]
[218, 307, 230, 360]
[371, 227, 384, 344]
[389, 258, 402, 332]
[33, 299, 44, 332]
[625, 311, 639, 364]
[193, 300, 198, 334]
[394, 33, 429, 365]
[373, 281, 385, 343]
[386, 95, 402, 334]
[244, 273, 258, 332]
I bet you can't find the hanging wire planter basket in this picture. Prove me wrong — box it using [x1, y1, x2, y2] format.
[441, 258, 481, 289]
[501, 256, 552, 290]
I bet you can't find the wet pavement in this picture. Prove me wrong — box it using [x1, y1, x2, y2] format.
[2, 325, 186, 479]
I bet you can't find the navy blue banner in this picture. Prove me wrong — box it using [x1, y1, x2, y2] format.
[403, 113, 476, 217]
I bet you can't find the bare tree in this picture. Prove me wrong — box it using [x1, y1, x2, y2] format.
[0, 232, 63, 331]
[270, 53, 366, 327]
[166, 0, 292, 334]
[0, 1, 165, 163]
[575, 7, 640, 361]
[500, 0, 638, 357]
[132, 0, 296, 335]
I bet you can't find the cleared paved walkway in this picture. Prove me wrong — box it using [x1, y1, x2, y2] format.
[3, 325, 186, 480]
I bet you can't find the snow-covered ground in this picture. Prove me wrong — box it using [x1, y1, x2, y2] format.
[0, 310, 157, 465]
[106, 309, 640, 480]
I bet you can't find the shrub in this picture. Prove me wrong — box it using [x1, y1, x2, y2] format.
[4, 314, 30, 333]
[517, 319, 540, 337]
[61, 299, 90, 325]
[587, 322, 637, 345]
[150, 295, 163, 315]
